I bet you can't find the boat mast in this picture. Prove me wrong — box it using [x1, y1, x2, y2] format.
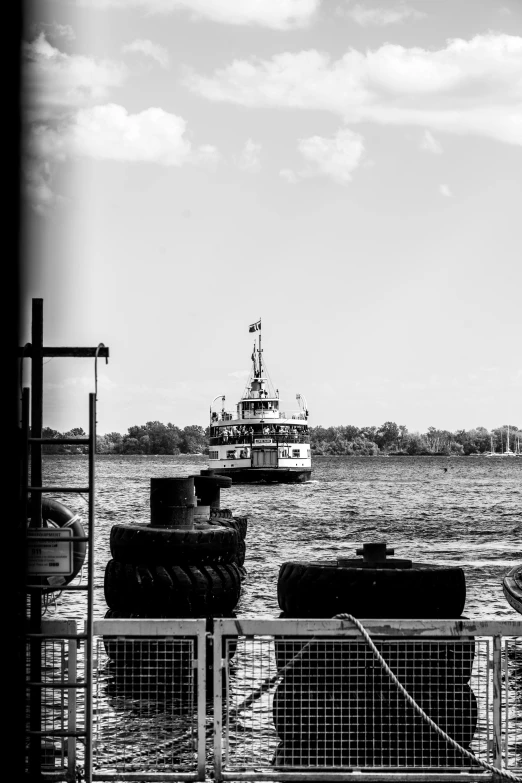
[258, 319, 262, 378]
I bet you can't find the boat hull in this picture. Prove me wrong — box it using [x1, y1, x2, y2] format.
[502, 565, 522, 615]
[207, 467, 312, 484]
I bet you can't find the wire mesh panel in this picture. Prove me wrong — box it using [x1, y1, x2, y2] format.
[92, 619, 207, 781]
[505, 636, 522, 772]
[222, 635, 281, 770]
[25, 620, 79, 780]
[214, 619, 522, 780]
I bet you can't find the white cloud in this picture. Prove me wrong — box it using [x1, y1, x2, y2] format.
[23, 36, 218, 214]
[297, 129, 365, 183]
[420, 129, 443, 154]
[29, 104, 218, 166]
[122, 39, 170, 68]
[185, 34, 522, 147]
[77, 0, 320, 29]
[341, 2, 426, 26]
[279, 129, 365, 184]
[439, 183, 452, 197]
[24, 34, 127, 116]
[280, 168, 299, 184]
[237, 138, 261, 172]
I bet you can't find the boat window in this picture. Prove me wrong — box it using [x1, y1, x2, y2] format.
[209, 450, 219, 460]
[292, 449, 300, 458]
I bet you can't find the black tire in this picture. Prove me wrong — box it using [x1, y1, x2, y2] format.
[278, 561, 466, 618]
[104, 560, 242, 615]
[210, 507, 232, 520]
[109, 523, 238, 565]
[226, 538, 246, 567]
[208, 515, 247, 540]
[232, 516, 248, 539]
[274, 636, 475, 685]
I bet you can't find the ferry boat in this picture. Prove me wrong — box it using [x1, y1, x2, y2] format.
[205, 321, 312, 483]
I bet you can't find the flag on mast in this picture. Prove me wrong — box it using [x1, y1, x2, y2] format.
[249, 319, 261, 333]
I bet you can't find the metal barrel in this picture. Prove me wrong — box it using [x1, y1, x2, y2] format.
[150, 477, 195, 528]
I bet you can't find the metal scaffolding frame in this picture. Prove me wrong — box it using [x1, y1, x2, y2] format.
[19, 298, 109, 782]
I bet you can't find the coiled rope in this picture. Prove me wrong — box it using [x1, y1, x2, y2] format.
[334, 613, 522, 782]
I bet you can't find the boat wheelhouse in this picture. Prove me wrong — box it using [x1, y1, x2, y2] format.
[206, 321, 312, 483]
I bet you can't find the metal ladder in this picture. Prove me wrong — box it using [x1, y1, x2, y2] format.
[19, 298, 109, 782]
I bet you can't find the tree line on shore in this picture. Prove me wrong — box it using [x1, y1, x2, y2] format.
[39, 420, 521, 456]
[309, 422, 521, 456]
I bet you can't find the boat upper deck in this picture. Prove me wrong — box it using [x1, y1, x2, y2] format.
[209, 419, 309, 446]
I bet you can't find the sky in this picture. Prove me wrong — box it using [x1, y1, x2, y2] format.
[20, 0, 521, 436]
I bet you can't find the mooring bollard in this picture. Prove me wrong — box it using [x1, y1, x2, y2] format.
[103, 472, 247, 694]
[150, 477, 196, 528]
[273, 541, 476, 769]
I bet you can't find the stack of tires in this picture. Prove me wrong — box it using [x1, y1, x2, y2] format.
[273, 543, 477, 769]
[103, 476, 247, 692]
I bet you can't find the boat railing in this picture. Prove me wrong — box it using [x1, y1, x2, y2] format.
[210, 410, 307, 423]
[209, 433, 309, 446]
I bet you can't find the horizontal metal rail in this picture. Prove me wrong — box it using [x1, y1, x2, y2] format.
[19, 346, 110, 358]
[27, 730, 87, 737]
[93, 618, 207, 635]
[27, 487, 90, 493]
[214, 618, 522, 636]
[27, 681, 87, 689]
[25, 536, 89, 542]
[29, 438, 90, 445]
[26, 585, 90, 591]
[25, 633, 88, 639]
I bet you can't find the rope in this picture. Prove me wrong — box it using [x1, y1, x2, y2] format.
[334, 613, 522, 782]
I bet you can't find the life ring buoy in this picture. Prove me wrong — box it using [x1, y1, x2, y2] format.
[29, 497, 86, 588]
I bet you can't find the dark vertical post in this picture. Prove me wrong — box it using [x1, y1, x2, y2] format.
[84, 393, 96, 783]
[30, 298, 43, 526]
[20, 388, 30, 778]
[29, 298, 43, 778]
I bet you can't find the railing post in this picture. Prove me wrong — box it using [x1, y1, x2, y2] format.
[492, 633, 502, 770]
[84, 393, 96, 783]
[214, 620, 223, 783]
[67, 633, 77, 781]
[196, 627, 206, 781]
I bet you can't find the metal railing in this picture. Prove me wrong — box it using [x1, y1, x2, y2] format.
[28, 618, 522, 782]
[213, 618, 522, 782]
[209, 434, 310, 446]
[92, 619, 208, 781]
[211, 410, 307, 423]
[25, 620, 80, 781]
